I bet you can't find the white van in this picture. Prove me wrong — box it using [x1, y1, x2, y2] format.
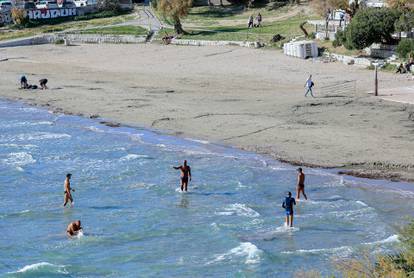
[0, 1, 12, 11]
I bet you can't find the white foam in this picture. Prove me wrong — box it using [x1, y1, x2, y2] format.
[10, 262, 68, 274]
[185, 138, 210, 144]
[0, 143, 37, 149]
[363, 235, 399, 245]
[2, 152, 36, 167]
[216, 203, 260, 218]
[282, 245, 353, 257]
[175, 188, 188, 193]
[10, 132, 71, 141]
[0, 121, 53, 128]
[86, 126, 105, 133]
[356, 200, 368, 207]
[120, 154, 149, 161]
[207, 242, 262, 265]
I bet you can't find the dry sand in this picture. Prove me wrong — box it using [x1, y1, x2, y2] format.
[0, 43, 413, 182]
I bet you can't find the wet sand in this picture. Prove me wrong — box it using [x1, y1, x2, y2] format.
[0, 43, 413, 182]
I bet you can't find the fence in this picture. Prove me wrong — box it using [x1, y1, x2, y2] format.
[318, 80, 357, 97]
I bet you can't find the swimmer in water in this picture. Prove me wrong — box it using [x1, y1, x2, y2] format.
[173, 160, 192, 192]
[66, 220, 82, 237]
[282, 191, 296, 227]
[63, 173, 75, 207]
[296, 168, 308, 200]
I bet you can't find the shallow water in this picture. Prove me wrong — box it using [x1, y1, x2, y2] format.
[1, 99, 414, 277]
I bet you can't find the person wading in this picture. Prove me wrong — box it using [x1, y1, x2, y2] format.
[173, 160, 192, 192]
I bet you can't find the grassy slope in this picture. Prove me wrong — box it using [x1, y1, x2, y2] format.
[0, 12, 135, 41]
[158, 4, 316, 44]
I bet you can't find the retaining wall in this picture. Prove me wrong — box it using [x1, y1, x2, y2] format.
[52, 33, 147, 44]
[170, 38, 263, 48]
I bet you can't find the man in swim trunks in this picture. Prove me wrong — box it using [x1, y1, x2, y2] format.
[173, 160, 191, 191]
[282, 191, 296, 227]
[63, 173, 75, 207]
[66, 220, 82, 237]
[296, 168, 308, 200]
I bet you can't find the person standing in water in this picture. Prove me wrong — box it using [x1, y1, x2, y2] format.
[66, 220, 82, 237]
[282, 191, 296, 227]
[63, 173, 75, 207]
[296, 168, 308, 200]
[173, 160, 191, 192]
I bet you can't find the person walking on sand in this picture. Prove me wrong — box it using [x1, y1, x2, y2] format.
[173, 160, 192, 192]
[282, 191, 296, 227]
[63, 173, 75, 207]
[66, 220, 82, 237]
[296, 168, 308, 200]
[304, 75, 315, 98]
[248, 15, 254, 28]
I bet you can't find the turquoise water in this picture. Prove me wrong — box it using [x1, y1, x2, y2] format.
[1, 99, 414, 277]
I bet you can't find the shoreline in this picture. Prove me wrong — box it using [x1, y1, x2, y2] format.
[3, 95, 414, 184]
[0, 44, 413, 183]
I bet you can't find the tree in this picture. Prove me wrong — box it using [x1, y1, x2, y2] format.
[395, 11, 414, 32]
[11, 8, 28, 26]
[343, 8, 401, 49]
[97, 0, 121, 12]
[158, 0, 192, 34]
[387, 0, 414, 10]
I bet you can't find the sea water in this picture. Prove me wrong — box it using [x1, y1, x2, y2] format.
[1, 99, 414, 277]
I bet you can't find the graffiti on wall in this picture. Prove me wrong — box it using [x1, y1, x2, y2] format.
[0, 11, 12, 25]
[28, 8, 77, 20]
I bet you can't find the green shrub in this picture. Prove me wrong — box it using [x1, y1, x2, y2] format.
[343, 8, 401, 50]
[397, 38, 414, 58]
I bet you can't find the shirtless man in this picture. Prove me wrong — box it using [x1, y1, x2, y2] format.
[66, 220, 82, 237]
[173, 160, 192, 192]
[296, 168, 308, 200]
[63, 173, 75, 207]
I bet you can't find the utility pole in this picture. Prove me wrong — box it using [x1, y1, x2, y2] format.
[374, 64, 378, 96]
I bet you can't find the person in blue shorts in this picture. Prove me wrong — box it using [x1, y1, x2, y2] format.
[282, 191, 296, 227]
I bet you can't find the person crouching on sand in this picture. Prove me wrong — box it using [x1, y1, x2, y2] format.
[67, 220, 82, 238]
[282, 191, 296, 227]
[39, 78, 48, 90]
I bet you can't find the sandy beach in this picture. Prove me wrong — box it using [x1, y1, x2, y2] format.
[0, 43, 413, 181]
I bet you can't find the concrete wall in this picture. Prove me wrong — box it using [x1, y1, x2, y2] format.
[170, 38, 263, 48]
[0, 36, 51, 48]
[52, 33, 147, 44]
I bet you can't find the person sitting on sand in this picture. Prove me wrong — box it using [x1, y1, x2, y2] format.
[39, 78, 48, 90]
[296, 168, 308, 200]
[66, 220, 82, 237]
[282, 191, 296, 227]
[396, 63, 406, 74]
[173, 160, 192, 192]
[20, 75, 28, 89]
[63, 173, 75, 207]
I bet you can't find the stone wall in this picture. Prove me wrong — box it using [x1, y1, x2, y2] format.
[169, 38, 263, 48]
[51, 33, 147, 44]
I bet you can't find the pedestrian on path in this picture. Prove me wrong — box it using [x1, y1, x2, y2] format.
[304, 75, 315, 97]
